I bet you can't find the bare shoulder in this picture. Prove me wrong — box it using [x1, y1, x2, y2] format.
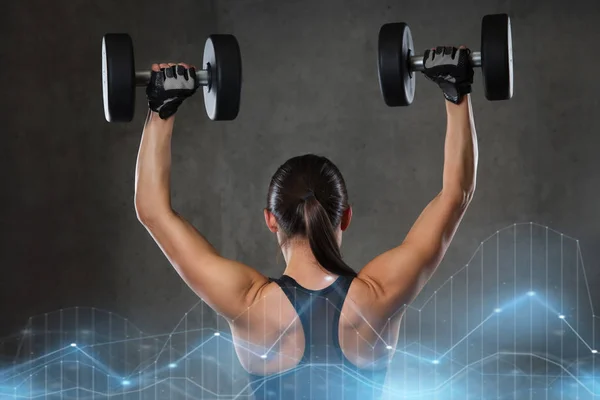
[345, 276, 393, 321]
[347, 276, 379, 302]
[232, 279, 295, 327]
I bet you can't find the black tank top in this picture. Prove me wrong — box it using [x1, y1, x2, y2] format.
[248, 275, 389, 399]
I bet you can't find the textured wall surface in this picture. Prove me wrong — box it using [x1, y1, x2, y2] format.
[1, 0, 599, 339]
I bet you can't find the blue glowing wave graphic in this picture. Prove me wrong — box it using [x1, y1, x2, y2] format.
[0, 223, 598, 399]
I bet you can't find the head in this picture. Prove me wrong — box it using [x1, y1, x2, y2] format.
[264, 154, 356, 277]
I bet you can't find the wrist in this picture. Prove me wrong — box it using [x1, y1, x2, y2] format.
[148, 109, 175, 124]
[445, 94, 471, 114]
[144, 109, 175, 137]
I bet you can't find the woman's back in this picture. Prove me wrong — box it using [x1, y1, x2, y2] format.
[230, 274, 401, 399]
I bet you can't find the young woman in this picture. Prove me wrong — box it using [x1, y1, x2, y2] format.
[134, 46, 477, 399]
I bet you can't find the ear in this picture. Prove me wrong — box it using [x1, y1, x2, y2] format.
[341, 206, 352, 231]
[264, 209, 279, 233]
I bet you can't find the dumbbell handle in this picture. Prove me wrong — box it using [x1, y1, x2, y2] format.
[410, 51, 482, 72]
[135, 69, 210, 87]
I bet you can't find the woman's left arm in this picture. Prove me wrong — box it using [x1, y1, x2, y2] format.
[134, 111, 269, 321]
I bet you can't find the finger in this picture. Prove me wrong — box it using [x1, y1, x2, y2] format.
[178, 62, 191, 69]
[426, 48, 432, 59]
[157, 63, 169, 80]
[176, 64, 189, 80]
[167, 63, 177, 78]
[165, 65, 176, 78]
[151, 63, 161, 72]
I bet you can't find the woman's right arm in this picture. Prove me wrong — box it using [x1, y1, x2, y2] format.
[359, 96, 478, 313]
[135, 110, 269, 322]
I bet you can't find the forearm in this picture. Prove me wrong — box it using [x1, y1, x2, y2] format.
[135, 110, 175, 220]
[441, 95, 478, 203]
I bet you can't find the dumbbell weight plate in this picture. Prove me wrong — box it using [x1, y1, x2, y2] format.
[378, 23, 415, 107]
[102, 34, 135, 122]
[481, 14, 513, 101]
[203, 35, 242, 121]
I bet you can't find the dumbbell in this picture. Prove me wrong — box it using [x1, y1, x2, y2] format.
[378, 14, 513, 106]
[101, 33, 242, 122]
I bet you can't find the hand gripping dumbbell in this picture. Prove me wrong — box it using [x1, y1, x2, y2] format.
[378, 14, 513, 106]
[102, 33, 242, 122]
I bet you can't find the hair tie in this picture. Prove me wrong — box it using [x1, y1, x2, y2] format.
[301, 191, 315, 201]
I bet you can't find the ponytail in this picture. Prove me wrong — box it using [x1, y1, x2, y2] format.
[303, 195, 357, 277]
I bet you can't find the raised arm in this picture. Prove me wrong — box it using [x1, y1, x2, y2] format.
[135, 64, 268, 321]
[360, 95, 478, 312]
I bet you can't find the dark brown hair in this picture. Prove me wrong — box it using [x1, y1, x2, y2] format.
[266, 154, 356, 277]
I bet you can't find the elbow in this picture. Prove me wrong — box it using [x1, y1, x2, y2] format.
[136, 209, 150, 226]
[135, 206, 173, 229]
[441, 185, 475, 210]
[135, 202, 153, 226]
[135, 197, 166, 227]
[134, 187, 173, 225]
[461, 184, 476, 207]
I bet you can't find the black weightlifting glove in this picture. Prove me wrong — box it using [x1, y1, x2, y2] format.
[146, 65, 199, 120]
[422, 46, 474, 104]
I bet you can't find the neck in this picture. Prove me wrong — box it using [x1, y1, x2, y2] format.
[281, 239, 338, 290]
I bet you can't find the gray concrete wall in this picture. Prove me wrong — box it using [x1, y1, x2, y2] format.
[1, 0, 599, 340]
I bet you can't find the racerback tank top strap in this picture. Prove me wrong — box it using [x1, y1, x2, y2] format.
[249, 275, 389, 399]
[271, 274, 354, 364]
